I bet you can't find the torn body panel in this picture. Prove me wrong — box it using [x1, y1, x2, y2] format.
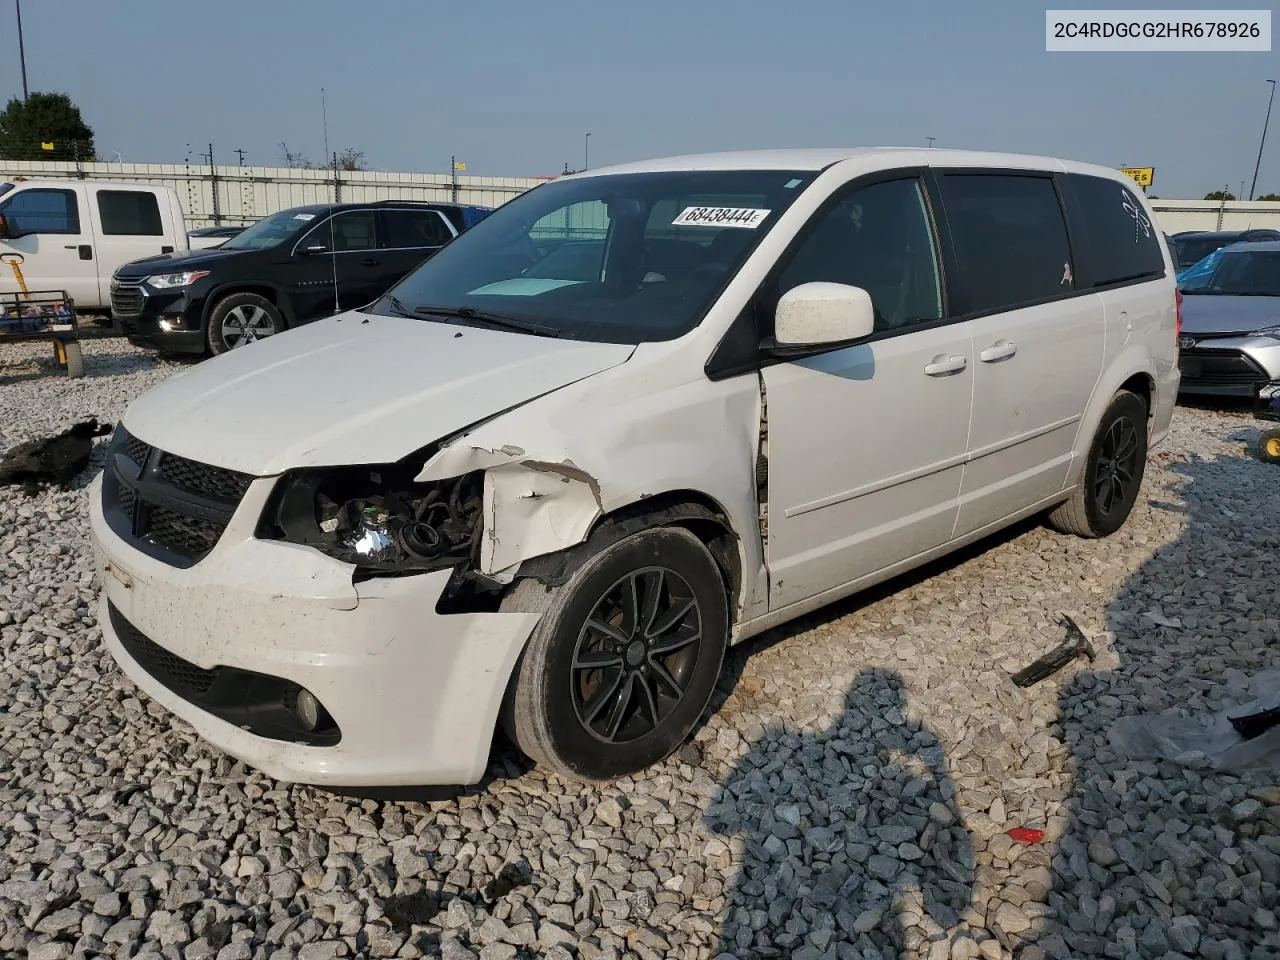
[417, 347, 768, 625]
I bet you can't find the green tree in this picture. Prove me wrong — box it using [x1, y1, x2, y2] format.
[336, 147, 366, 171]
[1204, 190, 1236, 201]
[1258, 193, 1280, 202]
[0, 92, 95, 161]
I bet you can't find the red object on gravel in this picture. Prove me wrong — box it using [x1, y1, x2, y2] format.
[1007, 827, 1045, 843]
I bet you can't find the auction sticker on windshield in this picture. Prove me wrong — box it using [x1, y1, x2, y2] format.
[672, 206, 771, 228]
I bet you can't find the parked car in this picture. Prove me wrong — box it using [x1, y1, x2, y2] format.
[1177, 240, 1280, 396]
[110, 200, 491, 355]
[1172, 229, 1280, 270]
[0, 179, 189, 311]
[90, 148, 1178, 787]
[188, 224, 250, 250]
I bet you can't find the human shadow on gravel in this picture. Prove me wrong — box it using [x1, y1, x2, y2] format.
[705, 669, 975, 959]
[1029, 455, 1280, 959]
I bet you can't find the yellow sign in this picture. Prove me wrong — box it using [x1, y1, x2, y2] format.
[453, 161, 466, 172]
[1120, 166, 1154, 187]
[40, 141, 55, 151]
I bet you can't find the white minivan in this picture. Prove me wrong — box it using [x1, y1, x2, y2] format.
[89, 149, 1180, 787]
[0, 179, 188, 311]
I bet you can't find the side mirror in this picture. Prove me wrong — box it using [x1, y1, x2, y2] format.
[0, 214, 10, 240]
[302, 243, 329, 255]
[774, 282, 876, 349]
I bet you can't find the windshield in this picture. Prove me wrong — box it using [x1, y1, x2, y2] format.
[221, 208, 319, 251]
[1185, 249, 1280, 296]
[373, 170, 816, 343]
[1174, 235, 1237, 268]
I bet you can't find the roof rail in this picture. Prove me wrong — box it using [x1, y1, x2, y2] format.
[369, 199, 456, 207]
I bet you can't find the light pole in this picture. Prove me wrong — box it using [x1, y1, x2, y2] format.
[926, 137, 935, 149]
[584, 132, 591, 171]
[1249, 79, 1276, 200]
[15, 0, 29, 101]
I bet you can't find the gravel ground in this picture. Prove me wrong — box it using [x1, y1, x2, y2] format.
[1, 338, 1278, 960]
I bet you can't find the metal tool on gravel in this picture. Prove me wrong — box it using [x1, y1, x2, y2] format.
[1011, 614, 1097, 688]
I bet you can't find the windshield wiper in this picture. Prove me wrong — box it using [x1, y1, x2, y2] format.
[413, 305, 561, 337]
[382, 294, 418, 318]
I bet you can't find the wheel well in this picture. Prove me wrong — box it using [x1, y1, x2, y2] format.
[590, 491, 743, 622]
[1120, 373, 1153, 416]
[204, 285, 292, 328]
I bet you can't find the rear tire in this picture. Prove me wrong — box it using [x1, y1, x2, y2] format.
[1261, 428, 1280, 465]
[1049, 389, 1148, 538]
[206, 292, 284, 355]
[501, 526, 728, 782]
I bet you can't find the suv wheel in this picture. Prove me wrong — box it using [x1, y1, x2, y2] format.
[501, 526, 728, 781]
[1048, 389, 1148, 538]
[207, 292, 285, 354]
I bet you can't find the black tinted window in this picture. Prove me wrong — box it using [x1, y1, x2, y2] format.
[323, 212, 377, 252]
[96, 190, 163, 236]
[380, 210, 452, 248]
[0, 188, 79, 234]
[940, 174, 1073, 313]
[774, 178, 943, 331]
[1066, 174, 1164, 284]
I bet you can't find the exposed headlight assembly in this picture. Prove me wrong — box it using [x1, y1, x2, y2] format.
[257, 464, 483, 573]
[146, 270, 210, 289]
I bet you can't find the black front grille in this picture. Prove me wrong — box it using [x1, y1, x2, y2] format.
[123, 434, 151, 467]
[110, 282, 145, 319]
[101, 427, 255, 567]
[107, 602, 341, 746]
[158, 453, 253, 501]
[145, 506, 223, 557]
[110, 601, 216, 697]
[1179, 349, 1267, 384]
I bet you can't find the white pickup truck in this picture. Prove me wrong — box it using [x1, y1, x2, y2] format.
[0, 178, 189, 313]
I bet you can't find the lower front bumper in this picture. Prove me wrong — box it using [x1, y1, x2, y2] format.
[1177, 337, 1280, 397]
[115, 296, 207, 354]
[89, 475, 540, 787]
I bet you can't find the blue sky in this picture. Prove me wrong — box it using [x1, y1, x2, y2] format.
[3, 0, 1277, 197]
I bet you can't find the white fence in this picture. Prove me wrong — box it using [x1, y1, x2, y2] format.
[4, 158, 1280, 235]
[0, 160, 552, 227]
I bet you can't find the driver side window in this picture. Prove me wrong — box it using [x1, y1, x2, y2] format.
[774, 179, 943, 333]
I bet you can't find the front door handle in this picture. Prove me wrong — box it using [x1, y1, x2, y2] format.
[361, 257, 380, 267]
[980, 339, 1018, 363]
[924, 354, 968, 376]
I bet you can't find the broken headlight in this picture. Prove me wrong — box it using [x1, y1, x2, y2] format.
[256, 465, 483, 573]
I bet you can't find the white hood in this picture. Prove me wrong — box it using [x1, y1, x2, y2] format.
[123, 313, 634, 474]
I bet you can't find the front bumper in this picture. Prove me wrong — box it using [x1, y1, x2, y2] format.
[112, 284, 207, 354]
[1177, 335, 1280, 397]
[88, 473, 540, 787]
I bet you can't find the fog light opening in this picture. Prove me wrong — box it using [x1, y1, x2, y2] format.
[158, 316, 184, 332]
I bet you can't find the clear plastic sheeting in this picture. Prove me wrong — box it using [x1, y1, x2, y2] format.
[1109, 669, 1280, 773]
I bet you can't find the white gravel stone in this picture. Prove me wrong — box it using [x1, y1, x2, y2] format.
[1, 340, 1278, 958]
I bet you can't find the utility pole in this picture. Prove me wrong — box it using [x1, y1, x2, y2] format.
[15, 0, 29, 101]
[451, 155, 459, 202]
[1250, 79, 1276, 201]
[204, 142, 222, 225]
[926, 137, 936, 148]
[234, 148, 247, 166]
[1216, 184, 1229, 230]
[584, 132, 591, 171]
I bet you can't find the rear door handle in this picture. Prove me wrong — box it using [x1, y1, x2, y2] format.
[361, 257, 380, 267]
[924, 354, 967, 376]
[980, 339, 1017, 363]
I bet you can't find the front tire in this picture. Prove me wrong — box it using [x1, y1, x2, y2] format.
[1048, 389, 1148, 538]
[502, 526, 728, 781]
[206, 292, 284, 355]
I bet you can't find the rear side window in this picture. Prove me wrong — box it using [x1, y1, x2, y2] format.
[939, 174, 1073, 313]
[0, 188, 80, 235]
[96, 190, 163, 236]
[1065, 174, 1164, 286]
[380, 210, 453, 248]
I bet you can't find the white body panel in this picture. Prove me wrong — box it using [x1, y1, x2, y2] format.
[87, 148, 1179, 786]
[0, 179, 188, 310]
